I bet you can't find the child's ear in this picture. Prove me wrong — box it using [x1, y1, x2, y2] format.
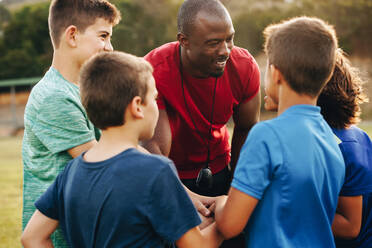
[271, 65, 284, 86]
[130, 96, 144, 119]
[64, 25, 78, 48]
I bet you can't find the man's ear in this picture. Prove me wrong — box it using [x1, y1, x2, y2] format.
[64, 25, 78, 48]
[270, 65, 284, 86]
[130, 96, 144, 119]
[177, 32, 189, 49]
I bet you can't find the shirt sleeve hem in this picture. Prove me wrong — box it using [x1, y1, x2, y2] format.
[231, 178, 263, 200]
[339, 185, 372, 196]
[34, 202, 58, 220]
[165, 219, 202, 243]
[48, 133, 95, 154]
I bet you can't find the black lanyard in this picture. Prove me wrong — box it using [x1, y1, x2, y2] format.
[178, 45, 218, 168]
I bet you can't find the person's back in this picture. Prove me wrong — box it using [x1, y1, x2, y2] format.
[22, 51, 223, 248]
[214, 16, 345, 248]
[317, 51, 372, 247]
[239, 104, 344, 247]
[37, 148, 200, 247]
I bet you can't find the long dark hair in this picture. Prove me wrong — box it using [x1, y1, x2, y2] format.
[317, 49, 369, 129]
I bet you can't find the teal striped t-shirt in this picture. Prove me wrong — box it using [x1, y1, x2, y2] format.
[22, 67, 100, 247]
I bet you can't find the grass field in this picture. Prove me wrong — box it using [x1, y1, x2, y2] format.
[0, 123, 371, 247]
[0, 136, 22, 248]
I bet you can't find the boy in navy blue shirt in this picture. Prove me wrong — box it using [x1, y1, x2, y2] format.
[214, 17, 345, 248]
[317, 49, 372, 247]
[21, 51, 223, 248]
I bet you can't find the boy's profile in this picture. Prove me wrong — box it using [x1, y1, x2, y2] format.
[22, 0, 120, 246]
[21, 51, 223, 248]
[214, 16, 345, 247]
[317, 50, 372, 247]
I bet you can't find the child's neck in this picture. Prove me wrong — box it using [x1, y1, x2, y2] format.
[84, 126, 140, 163]
[277, 84, 317, 116]
[52, 50, 80, 86]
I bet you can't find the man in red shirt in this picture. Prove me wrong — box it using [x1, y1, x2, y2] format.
[144, 0, 260, 198]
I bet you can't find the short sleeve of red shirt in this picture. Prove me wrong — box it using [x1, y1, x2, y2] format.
[144, 46, 172, 110]
[227, 47, 260, 104]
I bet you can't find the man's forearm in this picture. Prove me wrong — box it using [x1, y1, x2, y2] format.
[230, 127, 249, 174]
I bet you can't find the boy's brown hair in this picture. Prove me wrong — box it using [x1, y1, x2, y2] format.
[49, 0, 121, 48]
[264, 16, 338, 97]
[317, 49, 369, 129]
[80, 51, 153, 130]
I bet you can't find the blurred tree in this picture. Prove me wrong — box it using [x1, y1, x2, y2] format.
[233, 6, 286, 55]
[0, 0, 372, 80]
[0, 2, 51, 80]
[232, 0, 372, 57]
[286, 0, 372, 56]
[111, 0, 178, 56]
[0, 4, 11, 28]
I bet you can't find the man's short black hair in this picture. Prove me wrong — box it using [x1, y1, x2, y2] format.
[177, 0, 228, 35]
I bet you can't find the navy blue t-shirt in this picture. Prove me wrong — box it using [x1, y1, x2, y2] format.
[333, 126, 372, 248]
[35, 148, 201, 247]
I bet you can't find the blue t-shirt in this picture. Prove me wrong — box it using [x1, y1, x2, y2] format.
[232, 105, 345, 248]
[35, 148, 201, 247]
[333, 126, 372, 248]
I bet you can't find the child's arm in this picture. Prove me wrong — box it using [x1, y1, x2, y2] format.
[332, 195, 362, 239]
[198, 212, 215, 230]
[215, 188, 258, 239]
[21, 210, 59, 248]
[67, 140, 97, 158]
[176, 223, 223, 248]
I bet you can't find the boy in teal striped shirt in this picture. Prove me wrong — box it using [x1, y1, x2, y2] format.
[22, 1, 120, 246]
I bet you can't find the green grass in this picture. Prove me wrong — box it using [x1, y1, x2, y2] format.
[0, 123, 371, 247]
[0, 136, 22, 248]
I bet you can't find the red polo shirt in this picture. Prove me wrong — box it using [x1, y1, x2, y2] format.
[145, 42, 260, 179]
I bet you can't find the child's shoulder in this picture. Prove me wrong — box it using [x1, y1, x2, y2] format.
[252, 118, 284, 133]
[30, 67, 79, 101]
[108, 149, 178, 185]
[119, 149, 175, 172]
[334, 125, 371, 145]
[247, 120, 280, 143]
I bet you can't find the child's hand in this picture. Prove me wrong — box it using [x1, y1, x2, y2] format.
[192, 195, 216, 217]
[198, 213, 215, 230]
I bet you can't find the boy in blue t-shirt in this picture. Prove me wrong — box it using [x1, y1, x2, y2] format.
[317, 49, 372, 247]
[214, 17, 345, 247]
[21, 51, 223, 248]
